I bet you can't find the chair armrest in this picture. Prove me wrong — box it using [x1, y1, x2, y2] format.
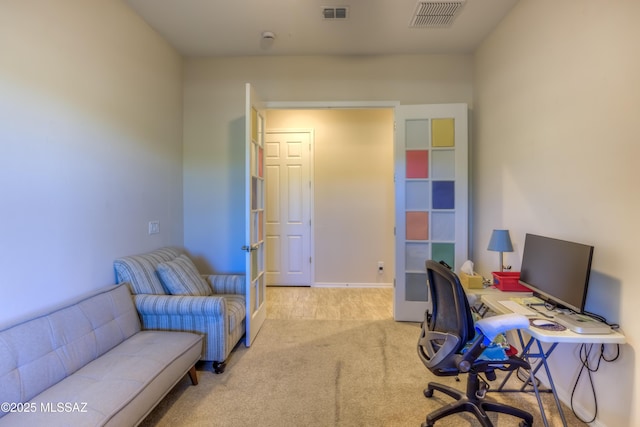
[203, 274, 245, 295]
[418, 329, 461, 369]
[474, 313, 529, 344]
[134, 294, 226, 316]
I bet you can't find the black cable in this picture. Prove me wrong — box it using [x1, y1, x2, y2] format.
[516, 366, 540, 388]
[601, 343, 620, 362]
[570, 342, 621, 423]
[581, 310, 621, 330]
[570, 343, 597, 423]
[581, 310, 607, 323]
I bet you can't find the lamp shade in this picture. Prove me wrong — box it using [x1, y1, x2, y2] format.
[487, 229, 513, 252]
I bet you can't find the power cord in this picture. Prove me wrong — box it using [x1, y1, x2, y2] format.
[570, 333, 621, 423]
[515, 309, 621, 424]
[516, 366, 540, 388]
[582, 310, 621, 330]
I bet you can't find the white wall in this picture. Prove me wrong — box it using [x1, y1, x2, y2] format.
[183, 55, 473, 274]
[0, 0, 184, 325]
[267, 109, 395, 286]
[474, 1, 640, 425]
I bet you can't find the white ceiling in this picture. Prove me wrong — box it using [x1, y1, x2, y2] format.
[126, 0, 520, 57]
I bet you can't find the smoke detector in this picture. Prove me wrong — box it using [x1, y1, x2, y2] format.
[409, 0, 466, 28]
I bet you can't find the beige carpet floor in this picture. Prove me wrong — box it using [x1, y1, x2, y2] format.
[140, 319, 587, 427]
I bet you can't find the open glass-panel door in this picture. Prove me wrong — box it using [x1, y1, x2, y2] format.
[394, 104, 468, 322]
[243, 83, 267, 346]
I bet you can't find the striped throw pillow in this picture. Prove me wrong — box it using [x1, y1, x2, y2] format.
[156, 254, 212, 296]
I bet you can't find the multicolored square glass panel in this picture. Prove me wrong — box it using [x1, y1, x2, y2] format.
[406, 211, 428, 240]
[405, 181, 429, 210]
[431, 150, 455, 179]
[406, 119, 429, 148]
[432, 118, 455, 147]
[406, 273, 428, 301]
[403, 117, 457, 302]
[431, 212, 455, 241]
[405, 243, 429, 271]
[432, 243, 455, 270]
[406, 151, 428, 178]
[432, 181, 454, 209]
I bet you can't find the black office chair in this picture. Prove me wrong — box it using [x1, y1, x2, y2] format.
[417, 260, 534, 427]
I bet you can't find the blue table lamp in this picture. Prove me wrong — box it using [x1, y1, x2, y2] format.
[487, 229, 513, 272]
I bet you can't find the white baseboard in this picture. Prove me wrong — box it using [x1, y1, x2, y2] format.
[524, 365, 606, 427]
[313, 282, 393, 288]
[555, 387, 605, 427]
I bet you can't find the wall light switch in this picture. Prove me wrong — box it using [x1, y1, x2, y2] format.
[148, 221, 160, 235]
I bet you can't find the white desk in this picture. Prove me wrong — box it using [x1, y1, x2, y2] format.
[481, 292, 625, 345]
[480, 292, 625, 427]
[464, 286, 532, 317]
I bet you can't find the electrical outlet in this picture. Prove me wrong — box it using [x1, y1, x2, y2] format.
[377, 261, 384, 274]
[148, 221, 160, 235]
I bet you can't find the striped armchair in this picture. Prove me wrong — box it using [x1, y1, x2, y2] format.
[113, 247, 245, 373]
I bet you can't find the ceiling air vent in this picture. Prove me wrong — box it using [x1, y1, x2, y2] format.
[410, 0, 466, 28]
[322, 6, 349, 20]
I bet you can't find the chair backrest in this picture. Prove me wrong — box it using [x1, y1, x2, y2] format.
[426, 260, 475, 343]
[418, 260, 477, 374]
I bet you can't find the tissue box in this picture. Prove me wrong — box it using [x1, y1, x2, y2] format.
[460, 272, 483, 289]
[492, 272, 529, 292]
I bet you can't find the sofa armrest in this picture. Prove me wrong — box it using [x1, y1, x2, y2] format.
[203, 274, 245, 295]
[134, 294, 226, 316]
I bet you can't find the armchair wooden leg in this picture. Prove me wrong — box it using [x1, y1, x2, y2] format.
[187, 366, 198, 385]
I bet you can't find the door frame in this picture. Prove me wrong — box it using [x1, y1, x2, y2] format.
[265, 128, 315, 287]
[262, 101, 469, 322]
[265, 100, 400, 294]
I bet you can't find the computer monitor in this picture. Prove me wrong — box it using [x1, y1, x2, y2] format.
[519, 234, 594, 313]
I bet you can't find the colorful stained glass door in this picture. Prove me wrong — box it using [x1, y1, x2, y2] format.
[244, 83, 267, 345]
[394, 104, 468, 322]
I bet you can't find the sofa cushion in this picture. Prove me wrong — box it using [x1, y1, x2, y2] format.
[0, 330, 202, 427]
[157, 254, 212, 296]
[0, 285, 141, 412]
[114, 247, 182, 294]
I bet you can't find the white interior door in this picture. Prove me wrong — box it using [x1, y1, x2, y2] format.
[394, 103, 468, 322]
[244, 83, 267, 346]
[265, 130, 312, 286]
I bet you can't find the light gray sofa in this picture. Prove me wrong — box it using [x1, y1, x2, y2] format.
[0, 283, 202, 426]
[113, 247, 246, 373]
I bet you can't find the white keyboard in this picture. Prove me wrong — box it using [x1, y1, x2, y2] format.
[497, 300, 536, 316]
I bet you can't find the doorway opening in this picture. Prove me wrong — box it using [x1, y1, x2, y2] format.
[265, 108, 396, 290]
